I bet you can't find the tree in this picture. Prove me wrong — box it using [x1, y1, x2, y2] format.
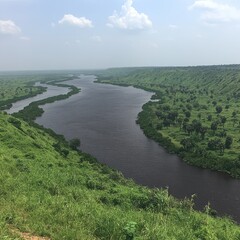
[208, 139, 218, 150]
[163, 118, 171, 128]
[220, 116, 227, 128]
[207, 114, 212, 121]
[225, 136, 233, 149]
[192, 119, 202, 135]
[216, 106, 223, 114]
[232, 111, 237, 118]
[177, 117, 183, 129]
[218, 142, 225, 154]
[212, 101, 217, 106]
[186, 124, 194, 135]
[199, 126, 207, 140]
[69, 138, 81, 150]
[186, 104, 192, 111]
[155, 111, 163, 119]
[180, 138, 195, 151]
[197, 113, 202, 120]
[211, 121, 218, 132]
[185, 111, 191, 118]
[208, 138, 225, 154]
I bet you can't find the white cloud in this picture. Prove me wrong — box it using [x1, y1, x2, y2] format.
[59, 14, 93, 28]
[108, 0, 152, 30]
[189, 0, 240, 23]
[0, 20, 21, 35]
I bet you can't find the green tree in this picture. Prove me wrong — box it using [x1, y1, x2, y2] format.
[207, 114, 212, 121]
[211, 121, 218, 132]
[220, 116, 227, 128]
[216, 106, 223, 114]
[185, 111, 191, 118]
[225, 136, 233, 149]
[180, 138, 195, 151]
[69, 138, 81, 150]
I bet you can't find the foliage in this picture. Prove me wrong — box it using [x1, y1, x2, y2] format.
[0, 111, 239, 239]
[69, 138, 81, 150]
[0, 73, 47, 110]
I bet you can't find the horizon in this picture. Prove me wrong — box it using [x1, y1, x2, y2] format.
[1, 63, 240, 73]
[1, 0, 240, 71]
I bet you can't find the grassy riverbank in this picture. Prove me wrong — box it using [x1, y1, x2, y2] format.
[95, 65, 240, 178]
[0, 72, 240, 239]
[0, 74, 46, 110]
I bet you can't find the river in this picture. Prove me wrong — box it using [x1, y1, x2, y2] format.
[8, 75, 240, 222]
[6, 82, 70, 114]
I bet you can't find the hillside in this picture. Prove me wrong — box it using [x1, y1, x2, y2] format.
[1, 109, 240, 239]
[96, 65, 240, 178]
[0, 72, 240, 239]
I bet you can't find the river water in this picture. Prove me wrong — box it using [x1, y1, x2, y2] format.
[9, 75, 240, 222]
[6, 82, 70, 114]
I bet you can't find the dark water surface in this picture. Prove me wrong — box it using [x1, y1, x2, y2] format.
[35, 75, 240, 222]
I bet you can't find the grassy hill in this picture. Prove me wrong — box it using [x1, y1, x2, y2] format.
[0, 71, 240, 239]
[96, 65, 240, 178]
[1, 108, 240, 239]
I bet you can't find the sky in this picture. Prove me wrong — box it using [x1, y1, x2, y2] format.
[1, 0, 240, 70]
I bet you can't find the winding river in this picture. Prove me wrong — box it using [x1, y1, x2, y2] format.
[6, 82, 70, 114]
[8, 75, 240, 222]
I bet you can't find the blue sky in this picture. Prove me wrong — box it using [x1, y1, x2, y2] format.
[1, 0, 240, 70]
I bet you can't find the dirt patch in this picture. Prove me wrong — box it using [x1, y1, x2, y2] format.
[10, 226, 50, 240]
[18, 232, 50, 240]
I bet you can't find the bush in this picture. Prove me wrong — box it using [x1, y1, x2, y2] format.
[7, 117, 21, 129]
[69, 138, 81, 150]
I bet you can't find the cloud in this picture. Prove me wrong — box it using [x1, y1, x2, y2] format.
[189, 0, 240, 23]
[108, 0, 152, 30]
[59, 14, 93, 28]
[0, 20, 21, 35]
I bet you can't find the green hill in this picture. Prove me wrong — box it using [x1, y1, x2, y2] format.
[96, 65, 240, 178]
[0, 71, 240, 239]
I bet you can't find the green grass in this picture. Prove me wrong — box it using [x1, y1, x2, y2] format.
[0, 71, 240, 239]
[0, 111, 240, 239]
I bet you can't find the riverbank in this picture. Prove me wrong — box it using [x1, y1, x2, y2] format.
[0, 83, 46, 111]
[13, 79, 80, 122]
[0, 73, 240, 239]
[94, 66, 240, 179]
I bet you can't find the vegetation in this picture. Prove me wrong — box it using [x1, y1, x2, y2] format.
[1, 108, 240, 240]
[0, 71, 77, 111]
[13, 80, 80, 122]
[96, 65, 240, 178]
[0, 74, 46, 110]
[0, 71, 240, 239]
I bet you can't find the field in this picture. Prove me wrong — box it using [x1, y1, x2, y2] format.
[0, 71, 240, 239]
